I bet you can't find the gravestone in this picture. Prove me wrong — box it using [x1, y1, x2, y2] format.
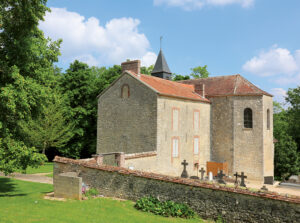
[181, 160, 189, 178]
[217, 170, 226, 184]
[199, 168, 206, 180]
[208, 172, 213, 181]
[234, 172, 240, 186]
[240, 172, 247, 187]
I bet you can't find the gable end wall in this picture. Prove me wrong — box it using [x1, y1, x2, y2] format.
[97, 74, 158, 155]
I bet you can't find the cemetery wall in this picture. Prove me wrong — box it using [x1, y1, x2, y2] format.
[54, 156, 300, 223]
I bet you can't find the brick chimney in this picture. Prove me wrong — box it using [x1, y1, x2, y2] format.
[121, 60, 140, 75]
[194, 83, 205, 98]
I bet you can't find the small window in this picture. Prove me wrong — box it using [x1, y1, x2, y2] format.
[172, 108, 179, 131]
[172, 137, 179, 158]
[121, 84, 130, 98]
[194, 110, 200, 130]
[244, 108, 253, 128]
[194, 137, 199, 155]
[267, 109, 270, 130]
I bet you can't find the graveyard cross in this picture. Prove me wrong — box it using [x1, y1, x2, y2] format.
[199, 168, 206, 180]
[240, 172, 247, 187]
[217, 170, 226, 184]
[181, 160, 189, 178]
[234, 172, 240, 185]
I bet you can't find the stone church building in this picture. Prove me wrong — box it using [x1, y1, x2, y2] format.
[97, 50, 274, 183]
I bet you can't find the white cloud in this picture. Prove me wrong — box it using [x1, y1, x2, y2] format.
[141, 52, 157, 67]
[270, 88, 287, 104]
[153, 0, 254, 10]
[243, 45, 300, 86]
[39, 8, 156, 67]
[243, 46, 298, 77]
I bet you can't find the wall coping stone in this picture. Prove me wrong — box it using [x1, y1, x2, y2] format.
[125, 151, 157, 160]
[53, 156, 300, 204]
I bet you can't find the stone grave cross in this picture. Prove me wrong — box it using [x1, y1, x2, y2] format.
[217, 170, 226, 184]
[181, 160, 189, 178]
[199, 168, 206, 180]
[240, 172, 247, 187]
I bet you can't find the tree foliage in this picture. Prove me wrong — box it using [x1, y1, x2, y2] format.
[141, 65, 154, 75]
[60, 61, 121, 158]
[172, 74, 190, 81]
[0, 0, 60, 173]
[273, 100, 300, 180]
[190, 65, 210, 79]
[20, 95, 74, 154]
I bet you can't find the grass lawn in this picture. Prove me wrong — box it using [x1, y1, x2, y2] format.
[18, 162, 53, 174]
[0, 177, 209, 223]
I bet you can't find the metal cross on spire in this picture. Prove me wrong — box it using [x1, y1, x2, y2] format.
[160, 36, 163, 50]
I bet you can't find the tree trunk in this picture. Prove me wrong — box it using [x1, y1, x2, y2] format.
[42, 142, 46, 154]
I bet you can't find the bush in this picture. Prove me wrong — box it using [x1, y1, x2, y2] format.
[84, 188, 99, 198]
[134, 196, 195, 219]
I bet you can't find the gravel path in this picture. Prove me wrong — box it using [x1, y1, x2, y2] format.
[0, 172, 53, 184]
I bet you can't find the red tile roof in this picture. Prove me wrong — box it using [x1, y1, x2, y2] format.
[136, 73, 209, 103]
[180, 74, 272, 97]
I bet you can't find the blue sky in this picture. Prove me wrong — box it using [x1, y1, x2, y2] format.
[42, 0, 300, 103]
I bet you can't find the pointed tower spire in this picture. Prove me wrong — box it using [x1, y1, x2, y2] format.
[151, 48, 172, 80]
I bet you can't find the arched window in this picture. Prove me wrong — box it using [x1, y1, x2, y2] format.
[121, 84, 130, 98]
[267, 109, 270, 130]
[244, 108, 253, 128]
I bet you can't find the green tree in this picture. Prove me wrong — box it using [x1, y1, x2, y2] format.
[20, 96, 74, 154]
[286, 86, 300, 152]
[273, 101, 300, 180]
[190, 65, 210, 79]
[0, 0, 61, 173]
[60, 61, 121, 158]
[140, 65, 154, 75]
[172, 74, 190, 81]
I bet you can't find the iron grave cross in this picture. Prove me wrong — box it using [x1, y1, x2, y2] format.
[199, 168, 206, 180]
[181, 160, 189, 178]
[234, 172, 240, 186]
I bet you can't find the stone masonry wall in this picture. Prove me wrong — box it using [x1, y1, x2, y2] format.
[156, 96, 211, 177]
[53, 172, 82, 200]
[210, 96, 234, 174]
[54, 157, 300, 223]
[97, 73, 157, 154]
[233, 96, 264, 181]
[262, 95, 274, 178]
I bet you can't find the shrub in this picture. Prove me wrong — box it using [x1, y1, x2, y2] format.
[84, 188, 99, 198]
[134, 196, 195, 219]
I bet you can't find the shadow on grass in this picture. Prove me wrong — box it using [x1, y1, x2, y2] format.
[0, 178, 26, 197]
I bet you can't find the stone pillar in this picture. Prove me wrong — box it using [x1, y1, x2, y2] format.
[92, 154, 104, 166]
[115, 152, 125, 167]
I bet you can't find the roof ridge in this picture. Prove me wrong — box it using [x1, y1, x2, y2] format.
[141, 74, 194, 88]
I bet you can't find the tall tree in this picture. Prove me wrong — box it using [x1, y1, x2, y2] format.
[20, 95, 74, 154]
[273, 102, 300, 179]
[0, 0, 61, 173]
[60, 61, 121, 158]
[286, 86, 300, 152]
[190, 65, 210, 79]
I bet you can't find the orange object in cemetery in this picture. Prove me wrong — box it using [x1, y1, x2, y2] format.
[206, 162, 228, 177]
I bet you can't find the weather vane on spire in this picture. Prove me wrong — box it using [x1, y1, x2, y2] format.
[160, 36, 163, 50]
